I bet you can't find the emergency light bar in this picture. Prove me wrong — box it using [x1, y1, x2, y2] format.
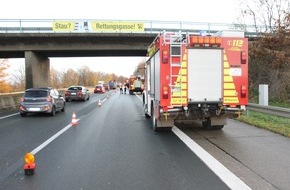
[189, 36, 221, 47]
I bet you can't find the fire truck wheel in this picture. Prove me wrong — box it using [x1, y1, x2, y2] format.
[145, 112, 150, 118]
[143, 103, 150, 118]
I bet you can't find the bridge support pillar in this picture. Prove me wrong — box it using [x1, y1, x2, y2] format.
[25, 51, 50, 89]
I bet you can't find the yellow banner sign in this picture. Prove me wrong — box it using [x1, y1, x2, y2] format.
[52, 21, 75, 32]
[91, 22, 144, 32]
[171, 98, 187, 104]
[223, 97, 239, 103]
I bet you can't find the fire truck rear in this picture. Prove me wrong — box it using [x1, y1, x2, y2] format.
[143, 31, 248, 131]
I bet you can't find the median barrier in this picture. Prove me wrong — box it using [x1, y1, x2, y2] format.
[0, 92, 23, 113]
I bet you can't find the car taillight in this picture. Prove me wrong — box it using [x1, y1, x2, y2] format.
[162, 85, 169, 99]
[46, 96, 52, 102]
[241, 85, 247, 98]
[65, 91, 69, 96]
[20, 97, 24, 102]
[77, 91, 83, 96]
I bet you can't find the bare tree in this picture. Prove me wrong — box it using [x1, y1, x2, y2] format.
[238, 0, 289, 32]
[10, 63, 26, 91]
[248, 12, 290, 101]
[77, 65, 91, 86]
[133, 59, 146, 76]
[50, 67, 62, 88]
[61, 68, 79, 87]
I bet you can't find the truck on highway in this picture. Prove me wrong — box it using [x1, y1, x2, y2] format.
[108, 80, 117, 89]
[143, 31, 248, 131]
[128, 75, 144, 95]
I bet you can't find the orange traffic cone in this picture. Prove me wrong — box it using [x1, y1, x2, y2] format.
[98, 100, 102, 107]
[71, 112, 78, 126]
[106, 94, 109, 99]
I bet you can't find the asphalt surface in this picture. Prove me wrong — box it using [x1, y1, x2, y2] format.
[0, 91, 230, 190]
[178, 120, 290, 190]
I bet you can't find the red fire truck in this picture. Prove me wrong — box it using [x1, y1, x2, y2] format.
[143, 31, 248, 131]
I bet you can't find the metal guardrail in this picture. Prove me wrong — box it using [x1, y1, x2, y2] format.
[0, 19, 268, 37]
[247, 103, 290, 118]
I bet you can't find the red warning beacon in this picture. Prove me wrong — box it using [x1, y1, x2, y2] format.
[24, 152, 36, 175]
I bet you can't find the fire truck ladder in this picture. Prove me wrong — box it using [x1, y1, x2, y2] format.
[163, 32, 185, 106]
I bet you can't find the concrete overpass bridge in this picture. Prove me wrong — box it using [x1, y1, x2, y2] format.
[0, 19, 263, 88]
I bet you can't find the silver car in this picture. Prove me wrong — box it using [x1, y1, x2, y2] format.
[19, 87, 66, 117]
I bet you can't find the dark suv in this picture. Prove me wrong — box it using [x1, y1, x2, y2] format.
[19, 87, 66, 117]
[65, 86, 90, 101]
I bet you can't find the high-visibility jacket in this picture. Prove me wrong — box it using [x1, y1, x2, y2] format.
[133, 80, 142, 89]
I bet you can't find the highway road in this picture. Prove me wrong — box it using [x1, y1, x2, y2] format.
[0, 90, 289, 190]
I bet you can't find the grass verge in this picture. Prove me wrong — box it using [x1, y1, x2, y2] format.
[237, 110, 290, 137]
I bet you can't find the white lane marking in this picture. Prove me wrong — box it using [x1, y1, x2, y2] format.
[31, 119, 79, 155]
[123, 95, 250, 188]
[136, 94, 142, 101]
[26, 95, 107, 155]
[0, 113, 19, 120]
[172, 126, 252, 190]
[30, 94, 106, 155]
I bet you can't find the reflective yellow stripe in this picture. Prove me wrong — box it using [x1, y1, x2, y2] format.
[182, 60, 187, 67]
[224, 54, 228, 61]
[224, 69, 230, 75]
[172, 90, 187, 96]
[175, 76, 187, 83]
[224, 90, 237, 96]
[181, 83, 187, 89]
[181, 69, 187, 75]
[224, 61, 229, 68]
[181, 76, 187, 82]
[224, 76, 233, 82]
[224, 83, 235, 89]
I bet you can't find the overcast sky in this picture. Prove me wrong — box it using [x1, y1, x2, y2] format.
[2, 0, 239, 78]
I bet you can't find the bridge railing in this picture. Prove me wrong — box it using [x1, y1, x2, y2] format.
[0, 19, 267, 37]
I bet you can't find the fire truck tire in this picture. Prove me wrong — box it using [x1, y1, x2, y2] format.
[151, 105, 158, 131]
[144, 105, 150, 118]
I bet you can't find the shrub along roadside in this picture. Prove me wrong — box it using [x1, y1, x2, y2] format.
[237, 110, 290, 137]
